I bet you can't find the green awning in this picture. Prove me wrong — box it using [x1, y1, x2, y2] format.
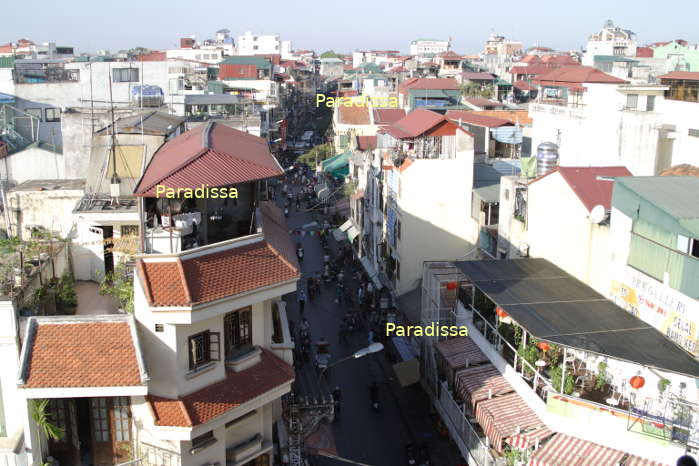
[322, 151, 350, 178]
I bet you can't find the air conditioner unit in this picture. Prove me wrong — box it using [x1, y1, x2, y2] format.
[518, 243, 530, 257]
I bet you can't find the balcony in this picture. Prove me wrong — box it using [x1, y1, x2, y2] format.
[529, 103, 587, 119]
[138, 442, 182, 466]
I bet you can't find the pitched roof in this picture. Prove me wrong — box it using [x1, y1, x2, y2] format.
[438, 51, 462, 60]
[478, 109, 532, 126]
[464, 97, 506, 108]
[461, 71, 496, 81]
[384, 108, 446, 139]
[657, 71, 699, 81]
[134, 122, 283, 196]
[399, 77, 460, 94]
[540, 54, 579, 65]
[18, 316, 146, 389]
[445, 110, 513, 128]
[338, 105, 371, 125]
[148, 349, 294, 427]
[357, 135, 377, 151]
[372, 108, 406, 125]
[659, 164, 699, 177]
[510, 64, 555, 77]
[518, 55, 541, 64]
[554, 166, 632, 211]
[138, 203, 299, 307]
[513, 80, 537, 91]
[535, 66, 627, 84]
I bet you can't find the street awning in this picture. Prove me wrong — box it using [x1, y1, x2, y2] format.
[474, 391, 546, 453]
[622, 455, 668, 466]
[455, 365, 513, 410]
[435, 336, 489, 370]
[505, 425, 555, 450]
[346, 224, 360, 243]
[454, 258, 699, 377]
[528, 433, 626, 466]
[333, 220, 352, 242]
[321, 151, 350, 178]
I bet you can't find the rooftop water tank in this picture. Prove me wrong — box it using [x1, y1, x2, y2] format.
[536, 142, 559, 176]
[131, 85, 164, 108]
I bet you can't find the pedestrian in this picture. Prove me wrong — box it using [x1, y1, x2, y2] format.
[295, 197, 301, 209]
[357, 285, 364, 305]
[333, 386, 343, 414]
[368, 329, 374, 344]
[298, 290, 306, 314]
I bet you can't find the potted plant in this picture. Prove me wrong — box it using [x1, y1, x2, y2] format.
[595, 362, 609, 391]
[56, 273, 78, 315]
[658, 378, 671, 393]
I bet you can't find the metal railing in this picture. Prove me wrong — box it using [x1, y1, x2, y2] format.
[138, 442, 182, 466]
[437, 380, 496, 466]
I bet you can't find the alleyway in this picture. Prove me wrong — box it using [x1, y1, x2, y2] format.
[278, 171, 463, 466]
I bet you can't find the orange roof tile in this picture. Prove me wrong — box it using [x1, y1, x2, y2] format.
[478, 110, 533, 126]
[535, 66, 627, 85]
[148, 349, 294, 427]
[338, 105, 371, 125]
[660, 164, 699, 177]
[139, 203, 299, 307]
[658, 71, 699, 81]
[20, 317, 145, 388]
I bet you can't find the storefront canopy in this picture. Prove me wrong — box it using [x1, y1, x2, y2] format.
[455, 364, 514, 411]
[475, 391, 546, 453]
[455, 258, 699, 377]
[528, 433, 626, 466]
[435, 336, 489, 370]
[321, 151, 350, 178]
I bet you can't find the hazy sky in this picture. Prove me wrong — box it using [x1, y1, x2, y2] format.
[5, 0, 699, 55]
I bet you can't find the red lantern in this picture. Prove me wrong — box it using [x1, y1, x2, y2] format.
[537, 341, 551, 352]
[496, 307, 508, 318]
[630, 375, 645, 390]
[446, 281, 458, 290]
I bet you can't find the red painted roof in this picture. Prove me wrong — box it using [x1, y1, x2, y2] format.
[518, 55, 541, 64]
[464, 97, 506, 108]
[438, 51, 462, 60]
[445, 110, 513, 128]
[338, 105, 371, 125]
[137, 51, 166, 62]
[134, 123, 283, 197]
[357, 136, 377, 151]
[535, 66, 627, 85]
[385, 108, 445, 138]
[138, 203, 299, 307]
[399, 77, 460, 94]
[513, 80, 537, 91]
[635, 47, 653, 58]
[0, 44, 13, 54]
[536, 166, 632, 212]
[540, 55, 579, 65]
[372, 108, 406, 125]
[658, 71, 699, 81]
[510, 64, 554, 77]
[461, 71, 496, 81]
[148, 349, 294, 427]
[20, 318, 144, 389]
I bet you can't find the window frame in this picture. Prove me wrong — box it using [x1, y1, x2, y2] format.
[224, 307, 253, 360]
[188, 330, 220, 371]
[45, 107, 61, 122]
[646, 95, 656, 112]
[626, 93, 638, 110]
[112, 68, 139, 83]
[25, 107, 43, 121]
[190, 430, 217, 454]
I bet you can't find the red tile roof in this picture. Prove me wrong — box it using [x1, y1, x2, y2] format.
[518, 55, 541, 64]
[138, 203, 299, 307]
[399, 77, 460, 94]
[461, 71, 496, 81]
[540, 55, 579, 66]
[536, 166, 632, 211]
[658, 71, 699, 81]
[338, 105, 371, 125]
[134, 122, 283, 197]
[445, 110, 513, 128]
[510, 64, 555, 77]
[384, 108, 445, 139]
[137, 51, 166, 62]
[513, 80, 537, 91]
[438, 51, 462, 60]
[478, 110, 533, 126]
[660, 164, 699, 177]
[372, 108, 406, 125]
[464, 97, 506, 108]
[148, 349, 294, 427]
[635, 46, 653, 58]
[0, 44, 13, 54]
[535, 66, 627, 85]
[357, 136, 377, 151]
[20, 318, 144, 389]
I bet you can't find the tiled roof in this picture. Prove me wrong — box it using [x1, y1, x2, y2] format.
[660, 164, 699, 177]
[385, 108, 445, 139]
[134, 122, 283, 196]
[19, 317, 145, 389]
[445, 110, 513, 128]
[461, 71, 495, 81]
[137, 51, 166, 62]
[148, 349, 294, 427]
[478, 110, 533, 126]
[540, 55, 579, 65]
[510, 64, 554, 77]
[338, 105, 371, 125]
[658, 71, 699, 81]
[635, 46, 653, 58]
[535, 166, 632, 211]
[372, 108, 406, 125]
[438, 51, 462, 60]
[518, 55, 541, 64]
[513, 80, 537, 91]
[464, 97, 506, 108]
[399, 77, 460, 94]
[357, 136, 377, 151]
[138, 202, 299, 307]
[535, 66, 627, 84]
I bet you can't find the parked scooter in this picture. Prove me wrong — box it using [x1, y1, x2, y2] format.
[296, 243, 304, 262]
[315, 338, 331, 372]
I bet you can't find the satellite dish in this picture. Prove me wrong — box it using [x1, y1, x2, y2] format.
[590, 205, 607, 224]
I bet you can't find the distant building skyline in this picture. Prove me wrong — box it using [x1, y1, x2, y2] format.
[4, 0, 699, 56]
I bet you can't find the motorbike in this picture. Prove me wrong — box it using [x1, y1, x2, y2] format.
[315, 339, 331, 372]
[296, 245, 304, 262]
[284, 207, 289, 217]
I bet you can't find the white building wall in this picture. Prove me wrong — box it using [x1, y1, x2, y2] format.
[237, 32, 281, 56]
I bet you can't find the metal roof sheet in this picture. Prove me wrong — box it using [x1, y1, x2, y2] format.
[455, 258, 699, 377]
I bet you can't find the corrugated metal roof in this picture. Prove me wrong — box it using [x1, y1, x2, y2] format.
[446, 110, 512, 128]
[184, 94, 240, 105]
[96, 111, 184, 136]
[220, 56, 271, 68]
[614, 176, 699, 221]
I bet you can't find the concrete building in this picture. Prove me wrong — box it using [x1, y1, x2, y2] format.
[652, 40, 699, 72]
[237, 32, 282, 56]
[582, 20, 637, 66]
[409, 39, 450, 57]
[319, 58, 343, 78]
[397, 77, 461, 111]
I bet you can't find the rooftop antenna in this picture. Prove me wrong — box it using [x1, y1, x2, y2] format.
[108, 72, 120, 205]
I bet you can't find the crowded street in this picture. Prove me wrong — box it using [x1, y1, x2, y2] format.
[275, 160, 461, 466]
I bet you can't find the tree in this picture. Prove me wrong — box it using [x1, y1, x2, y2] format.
[298, 143, 332, 167]
[461, 82, 494, 99]
[320, 50, 340, 59]
[99, 262, 134, 313]
[30, 399, 64, 441]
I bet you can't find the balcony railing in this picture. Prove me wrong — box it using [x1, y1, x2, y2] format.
[138, 442, 181, 466]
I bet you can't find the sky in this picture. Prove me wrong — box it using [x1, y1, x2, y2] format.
[4, 0, 699, 55]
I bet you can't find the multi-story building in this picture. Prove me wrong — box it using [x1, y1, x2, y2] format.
[652, 40, 699, 72]
[435, 51, 463, 77]
[582, 20, 637, 66]
[9, 122, 297, 466]
[409, 39, 450, 57]
[237, 32, 282, 56]
[397, 77, 461, 111]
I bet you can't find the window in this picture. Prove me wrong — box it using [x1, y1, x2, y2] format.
[49, 400, 68, 432]
[188, 330, 220, 370]
[396, 219, 401, 241]
[689, 128, 699, 138]
[677, 235, 699, 258]
[26, 108, 42, 121]
[224, 307, 252, 359]
[253, 36, 258, 41]
[646, 95, 656, 111]
[112, 68, 139, 82]
[155, 324, 164, 332]
[90, 398, 109, 442]
[112, 397, 130, 442]
[195, 54, 202, 60]
[121, 225, 138, 237]
[45, 108, 61, 122]
[190, 431, 217, 454]
[626, 94, 638, 109]
[253, 45, 259, 51]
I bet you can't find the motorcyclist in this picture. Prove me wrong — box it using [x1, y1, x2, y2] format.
[299, 318, 310, 337]
[332, 386, 342, 414]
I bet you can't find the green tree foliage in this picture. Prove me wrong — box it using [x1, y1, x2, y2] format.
[30, 399, 64, 441]
[99, 262, 134, 313]
[461, 82, 495, 99]
[320, 50, 340, 59]
[298, 143, 333, 167]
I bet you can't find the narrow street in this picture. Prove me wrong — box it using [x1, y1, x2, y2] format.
[278, 173, 462, 466]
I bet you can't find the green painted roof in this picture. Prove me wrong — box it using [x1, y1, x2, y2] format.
[0, 57, 14, 68]
[322, 151, 350, 177]
[220, 56, 271, 68]
[495, 78, 512, 87]
[594, 55, 638, 63]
